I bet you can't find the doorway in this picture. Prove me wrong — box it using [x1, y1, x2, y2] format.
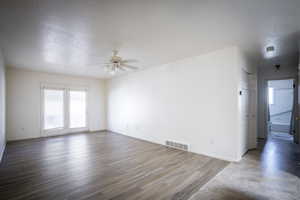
[267, 79, 295, 141]
[41, 86, 88, 137]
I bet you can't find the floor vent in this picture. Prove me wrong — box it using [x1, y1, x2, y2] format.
[165, 141, 189, 151]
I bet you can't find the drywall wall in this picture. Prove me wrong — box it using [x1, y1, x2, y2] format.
[257, 54, 298, 139]
[6, 68, 107, 141]
[107, 46, 256, 161]
[0, 49, 6, 161]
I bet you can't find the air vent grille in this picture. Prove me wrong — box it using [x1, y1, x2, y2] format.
[165, 140, 189, 151]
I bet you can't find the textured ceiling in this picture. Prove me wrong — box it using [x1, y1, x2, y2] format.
[0, 0, 299, 78]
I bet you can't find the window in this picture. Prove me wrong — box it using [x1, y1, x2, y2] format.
[42, 86, 88, 135]
[69, 90, 87, 128]
[268, 87, 274, 105]
[44, 89, 64, 130]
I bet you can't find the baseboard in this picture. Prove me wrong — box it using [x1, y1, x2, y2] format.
[0, 142, 6, 163]
[7, 130, 107, 143]
[107, 130, 237, 162]
[257, 137, 266, 140]
[89, 129, 108, 133]
[108, 130, 165, 147]
[7, 135, 41, 142]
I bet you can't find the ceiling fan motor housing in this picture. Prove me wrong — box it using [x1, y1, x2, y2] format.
[105, 50, 138, 74]
[111, 56, 122, 64]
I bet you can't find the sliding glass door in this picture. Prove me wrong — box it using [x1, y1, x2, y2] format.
[44, 89, 65, 130]
[69, 90, 87, 129]
[42, 87, 87, 136]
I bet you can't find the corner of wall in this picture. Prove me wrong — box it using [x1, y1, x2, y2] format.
[0, 47, 6, 162]
[103, 79, 110, 130]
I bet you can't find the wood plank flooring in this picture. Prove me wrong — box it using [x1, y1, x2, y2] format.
[189, 138, 300, 200]
[0, 131, 229, 200]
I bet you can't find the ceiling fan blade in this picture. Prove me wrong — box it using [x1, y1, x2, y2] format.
[121, 59, 138, 64]
[87, 63, 111, 68]
[121, 64, 139, 70]
[119, 67, 127, 71]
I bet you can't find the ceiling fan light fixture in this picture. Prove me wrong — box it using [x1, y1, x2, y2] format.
[103, 50, 139, 75]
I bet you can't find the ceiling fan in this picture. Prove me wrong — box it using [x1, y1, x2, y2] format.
[104, 50, 139, 75]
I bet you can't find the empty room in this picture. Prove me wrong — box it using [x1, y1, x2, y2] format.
[0, 1, 300, 199]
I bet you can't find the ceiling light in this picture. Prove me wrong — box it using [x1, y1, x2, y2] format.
[266, 46, 275, 52]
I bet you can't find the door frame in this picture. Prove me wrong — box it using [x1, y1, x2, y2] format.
[264, 77, 298, 143]
[40, 83, 89, 137]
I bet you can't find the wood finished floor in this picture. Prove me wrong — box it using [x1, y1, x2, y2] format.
[189, 138, 300, 200]
[0, 131, 229, 200]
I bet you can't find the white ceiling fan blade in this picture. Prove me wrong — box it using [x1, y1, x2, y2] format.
[121, 64, 139, 70]
[121, 59, 138, 64]
[119, 67, 127, 71]
[87, 63, 111, 69]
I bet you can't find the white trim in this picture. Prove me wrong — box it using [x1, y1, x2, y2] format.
[40, 82, 88, 91]
[108, 130, 239, 162]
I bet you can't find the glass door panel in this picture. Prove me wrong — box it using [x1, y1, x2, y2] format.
[44, 89, 64, 130]
[69, 90, 87, 129]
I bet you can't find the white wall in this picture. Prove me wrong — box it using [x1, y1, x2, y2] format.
[6, 68, 107, 141]
[107, 46, 255, 161]
[0, 49, 6, 161]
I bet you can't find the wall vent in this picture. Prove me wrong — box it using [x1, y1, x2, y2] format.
[165, 140, 189, 151]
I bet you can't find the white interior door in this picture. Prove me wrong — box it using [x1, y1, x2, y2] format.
[240, 88, 250, 155]
[248, 76, 257, 149]
[248, 87, 257, 149]
[240, 72, 257, 156]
